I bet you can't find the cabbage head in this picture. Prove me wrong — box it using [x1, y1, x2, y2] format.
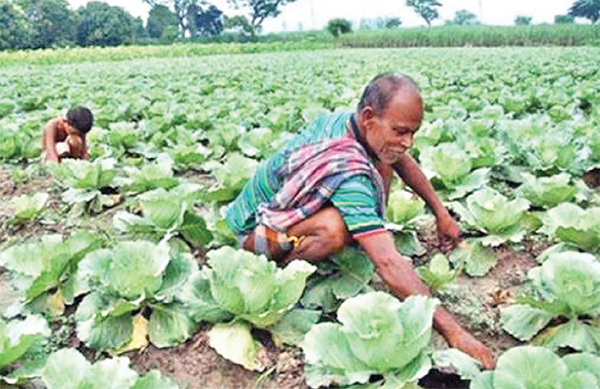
[303, 292, 437, 388]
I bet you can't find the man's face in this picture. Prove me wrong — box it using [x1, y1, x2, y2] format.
[363, 91, 423, 164]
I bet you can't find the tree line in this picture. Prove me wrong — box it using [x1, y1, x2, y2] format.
[0, 0, 296, 50]
[1, 0, 598, 51]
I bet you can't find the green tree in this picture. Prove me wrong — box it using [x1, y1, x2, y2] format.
[147, 4, 178, 38]
[188, 3, 223, 37]
[132, 16, 148, 41]
[554, 14, 575, 23]
[223, 14, 253, 35]
[142, 0, 202, 37]
[76, 2, 136, 47]
[359, 17, 401, 30]
[17, 0, 78, 48]
[568, 0, 600, 23]
[385, 17, 402, 28]
[514, 15, 532, 25]
[327, 18, 352, 37]
[451, 9, 479, 25]
[0, 1, 32, 50]
[406, 0, 442, 27]
[226, 0, 298, 35]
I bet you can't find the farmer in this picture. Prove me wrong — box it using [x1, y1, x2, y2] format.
[42, 106, 93, 163]
[225, 73, 495, 369]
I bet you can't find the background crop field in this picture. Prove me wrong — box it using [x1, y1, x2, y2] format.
[1, 46, 599, 388]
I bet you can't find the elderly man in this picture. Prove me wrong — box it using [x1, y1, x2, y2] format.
[225, 73, 494, 369]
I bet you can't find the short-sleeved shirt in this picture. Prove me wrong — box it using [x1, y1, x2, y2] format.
[225, 110, 385, 239]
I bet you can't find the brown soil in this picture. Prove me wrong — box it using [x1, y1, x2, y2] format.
[128, 328, 308, 389]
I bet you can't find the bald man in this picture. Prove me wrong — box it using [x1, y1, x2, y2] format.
[225, 73, 494, 369]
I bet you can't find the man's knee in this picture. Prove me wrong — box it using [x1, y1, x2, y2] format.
[290, 206, 350, 252]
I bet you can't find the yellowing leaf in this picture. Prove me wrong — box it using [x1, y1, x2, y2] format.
[114, 314, 149, 355]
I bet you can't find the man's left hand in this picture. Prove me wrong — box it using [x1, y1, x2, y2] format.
[437, 211, 461, 252]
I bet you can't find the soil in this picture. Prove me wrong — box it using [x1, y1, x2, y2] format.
[0, 164, 549, 389]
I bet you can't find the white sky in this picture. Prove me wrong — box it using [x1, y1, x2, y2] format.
[67, 0, 578, 32]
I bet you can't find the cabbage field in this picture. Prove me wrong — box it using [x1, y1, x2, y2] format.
[1, 46, 600, 389]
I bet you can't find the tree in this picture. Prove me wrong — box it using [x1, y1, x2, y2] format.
[554, 14, 575, 23]
[406, 0, 442, 27]
[359, 17, 401, 30]
[451, 9, 479, 25]
[142, 0, 202, 37]
[0, 1, 32, 50]
[327, 18, 352, 37]
[224, 15, 253, 35]
[226, 0, 299, 35]
[189, 4, 224, 37]
[385, 17, 402, 28]
[147, 4, 178, 38]
[568, 0, 600, 23]
[76, 2, 136, 47]
[514, 15, 532, 25]
[17, 0, 78, 48]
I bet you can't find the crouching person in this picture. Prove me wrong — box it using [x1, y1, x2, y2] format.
[224, 73, 495, 369]
[42, 106, 93, 163]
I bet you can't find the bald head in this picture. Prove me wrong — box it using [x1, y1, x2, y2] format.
[357, 73, 422, 119]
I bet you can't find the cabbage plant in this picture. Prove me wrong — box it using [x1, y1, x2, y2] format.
[41, 348, 180, 389]
[419, 143, 490, 200]
[385, 188, 428, 256]
[470, 346, 600, 389]
[0, 315, 49, 383]
[417, 253, 460, 291]
[74, 241, 200, 352]
[0, 232, 102, 316]
[301, 248, 376, 314]
[501, 251, 600, 352]
[180, 246, 315, 370]
[302, 292, 437, 388]
[117, 154, 180, 194]
[49, 158, 121, 213]
[10, 192, 48, 223]
[450, 188, 530, 246]
[202, 152, 258, 202]
[539, 202, 600, 252]
[386, 188, 426, 226]
[113, 184, 212, 247]
[516, 172, 577, 209]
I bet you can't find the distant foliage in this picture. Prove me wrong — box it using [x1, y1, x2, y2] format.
[359, 17, 402, 30]
[76, 2, 138, 46]
[189, 4, 224, 37]
[147, 4, 178, 39]
[327, 18, 352, 37]
[554, 14, 575, 24]
[0, 1, 32, 50]
[406, 0, 442, 27]
[569, 0, 600, 23]
[17, 0, 77, 48]
[450, 9, 480, 25]
[515, 15, 533, 25]
[227, 0, 298, 35]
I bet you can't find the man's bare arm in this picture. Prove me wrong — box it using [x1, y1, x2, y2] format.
[357, 231, 495, 369]
[393, 153, 460, 246]
[394, 153, 446, 216]
[43, 119, 61, 163]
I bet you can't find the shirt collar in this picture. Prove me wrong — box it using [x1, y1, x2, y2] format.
[348, 114, 379, 161]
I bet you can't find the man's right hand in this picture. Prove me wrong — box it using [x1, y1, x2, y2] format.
[446, 326, 495, 370]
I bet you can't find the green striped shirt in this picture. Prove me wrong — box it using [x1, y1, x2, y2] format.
[225, 110, 384, 237]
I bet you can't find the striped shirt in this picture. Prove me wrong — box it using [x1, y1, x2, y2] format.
[225, 110, 386, 239]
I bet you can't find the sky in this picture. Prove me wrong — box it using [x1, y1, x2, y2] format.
[66, 0, 578, 33]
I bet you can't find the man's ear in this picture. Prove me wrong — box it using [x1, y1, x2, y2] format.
[360, 107, 377, 131]
[361, 106, 375, 120]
